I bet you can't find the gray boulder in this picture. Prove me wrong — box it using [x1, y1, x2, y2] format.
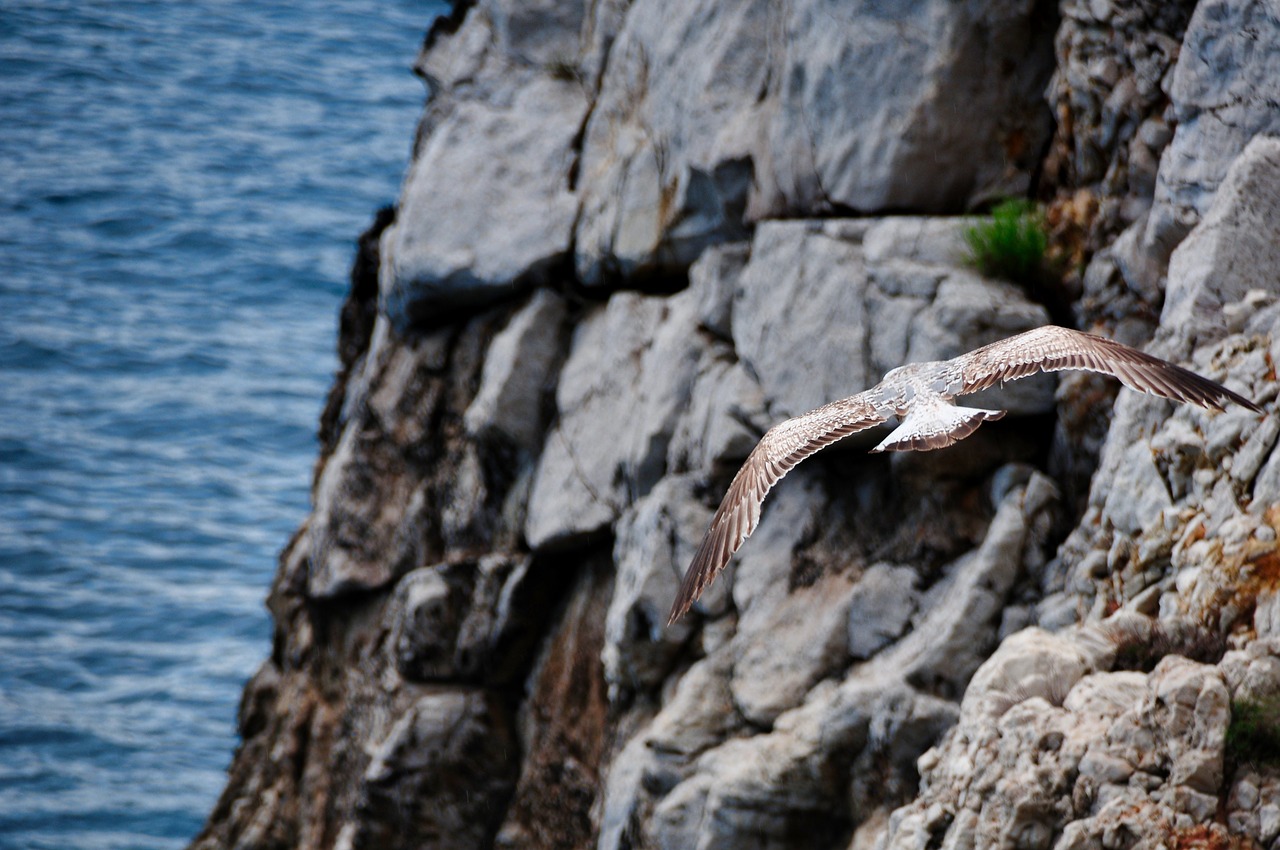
[733, 220, 875, 419]
[573, 0, 767, 286]
[758, 0, 1056, 216]
[1162, 135, 1280, 352]
[847, 564, 920, 661]
[666, 349, 767, 477]
[464, 289, 570, 454]
[379, 3, 589, 327]
[380, 73, 585, 327]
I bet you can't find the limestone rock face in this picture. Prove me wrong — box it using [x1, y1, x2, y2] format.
[881, 135, 1280, 850]
[1049, 137, 1280, 633]
[1161, 136, 1280, 351]
[380, 73, 584, 327]
[307, 313, 510, 598]
[571, 0, 768, 286]
[526, 216, 1054, 553]
[604, 475, 711, 697]
[381, 0, 1058, 317]
[757, 0, 1057, 216]
[194, 4, 1280, 850]
[574, 0, 1058, 286]
[595, 474, 1058, 849]
[882, 620, 1252, 850]
[1078, 0, 1280, 317]
[1146, 0, 1280, 260]
[1044, 0, 1196, 252]
[847, 563, 919, 660]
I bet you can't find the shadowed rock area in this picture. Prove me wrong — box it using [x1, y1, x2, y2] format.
[193, 2, 1280, 848]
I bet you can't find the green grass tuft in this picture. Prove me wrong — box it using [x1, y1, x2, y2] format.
[1226, 695, 1280, 767]
[963, 199, 1052, 288]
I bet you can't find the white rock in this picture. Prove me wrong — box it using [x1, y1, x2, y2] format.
[962, 627, 1100, 720]
[880, 626, 1242, 850]
[862, 218, 972, 268]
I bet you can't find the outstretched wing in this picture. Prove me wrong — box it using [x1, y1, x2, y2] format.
[953, 325, 1262, 413]
[667, 393, 891, 625]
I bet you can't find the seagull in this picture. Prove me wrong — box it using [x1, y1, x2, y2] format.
[667, 325, 1263, 625]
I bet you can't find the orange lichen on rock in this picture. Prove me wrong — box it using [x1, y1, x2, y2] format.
[1171, 822, 1263, 850]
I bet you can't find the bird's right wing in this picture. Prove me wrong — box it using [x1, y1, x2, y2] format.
[667, 393, 891, 625]
[953, 325, 1262, 413]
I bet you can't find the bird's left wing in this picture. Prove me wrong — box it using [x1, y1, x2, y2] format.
[667, 393, 891, 625]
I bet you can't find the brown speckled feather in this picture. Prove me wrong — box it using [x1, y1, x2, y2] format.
[953, 326, 1262, 412]
[667, 325, 1262, 626]
[668, 395, 890, 625]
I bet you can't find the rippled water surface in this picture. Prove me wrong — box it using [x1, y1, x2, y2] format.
[0, 2, 442, 846]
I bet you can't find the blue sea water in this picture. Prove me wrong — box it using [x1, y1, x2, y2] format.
[0, 2, 444, 847]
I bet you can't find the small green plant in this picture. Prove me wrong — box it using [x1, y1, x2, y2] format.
[963, 199, 1052, 288]
[1225, 695, 1280, 766]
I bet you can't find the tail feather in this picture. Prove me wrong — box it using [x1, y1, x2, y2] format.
[870, 404, 1005, 453]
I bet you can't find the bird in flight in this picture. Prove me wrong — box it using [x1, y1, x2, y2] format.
[667, 325, 1263, 625]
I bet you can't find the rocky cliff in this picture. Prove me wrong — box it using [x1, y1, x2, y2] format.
[192, 2, 1280, 848]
